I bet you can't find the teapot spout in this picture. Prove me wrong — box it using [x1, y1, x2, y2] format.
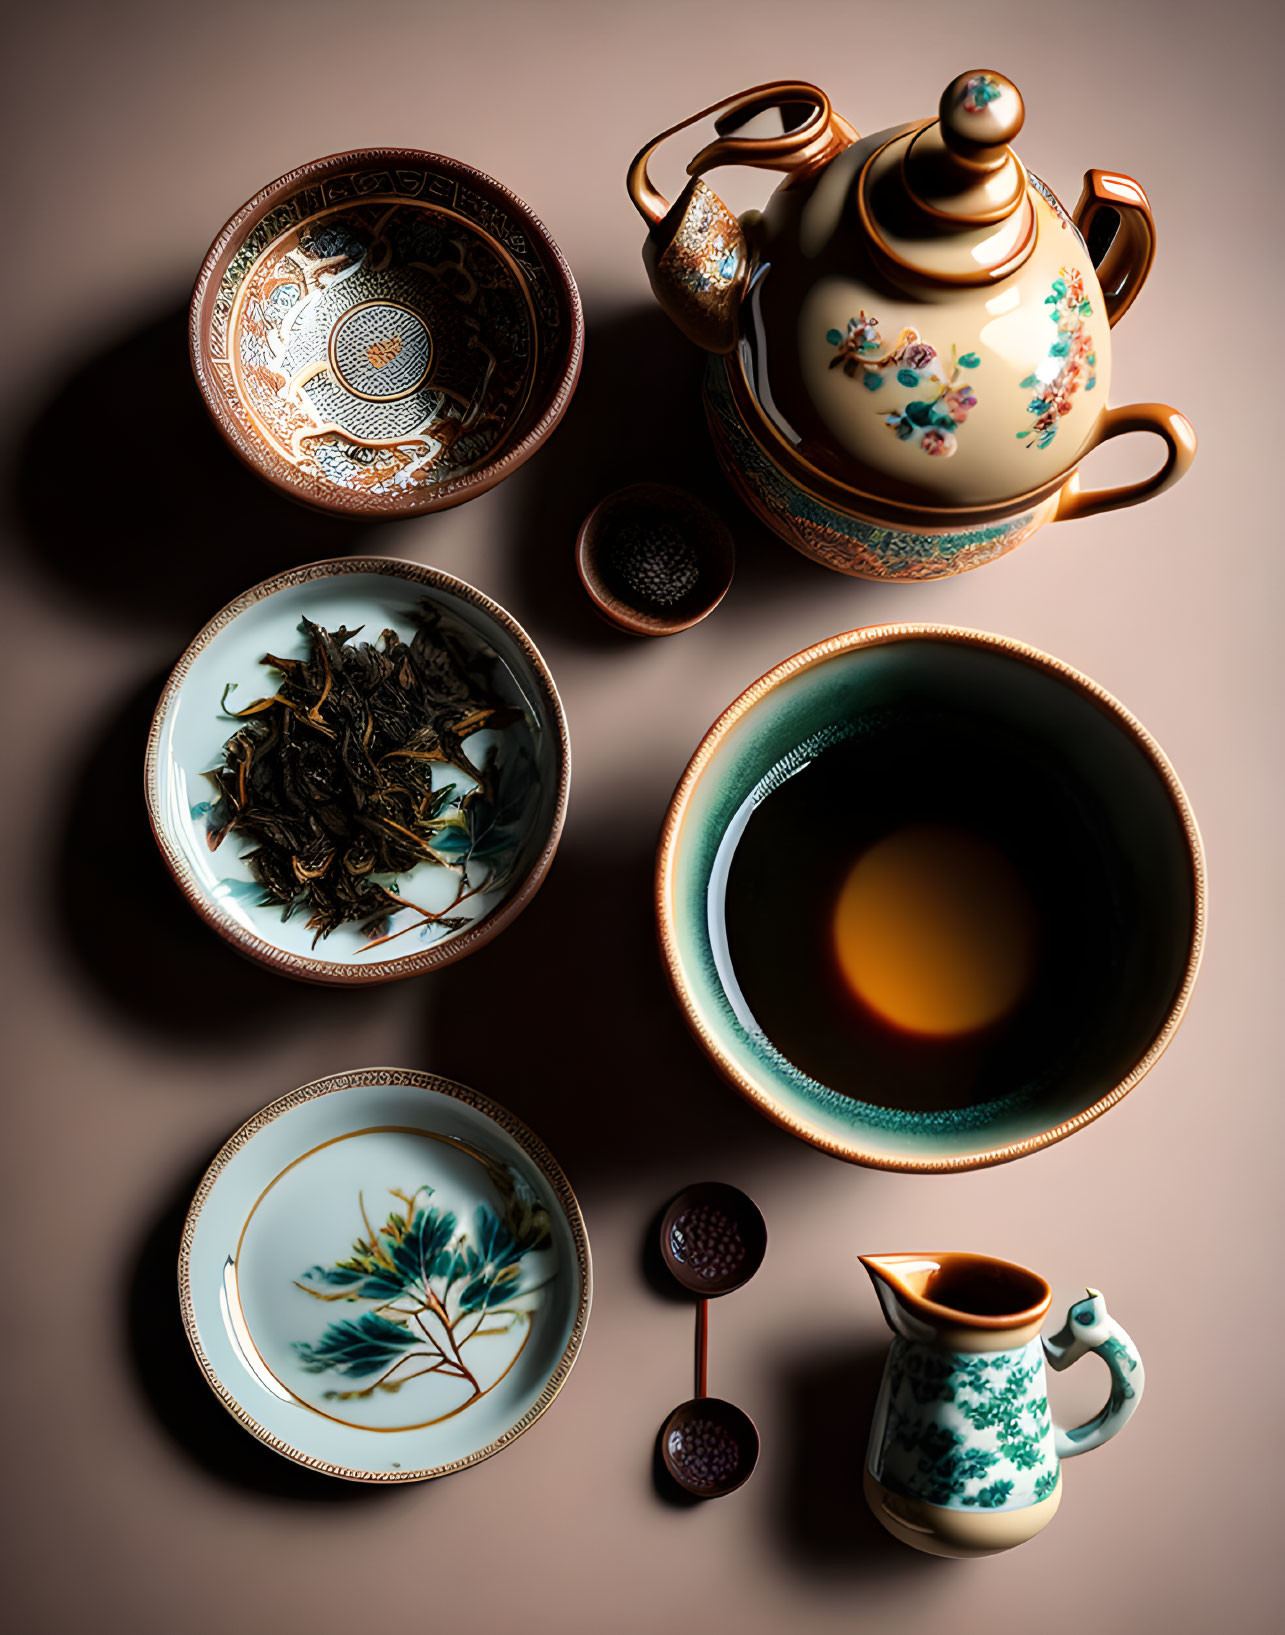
[639, 178, 747, 355]
[628, 81, 857, 355]
[860, 1252, 1052, 1343]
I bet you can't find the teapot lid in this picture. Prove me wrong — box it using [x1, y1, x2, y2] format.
[858, 70, 1036, 285]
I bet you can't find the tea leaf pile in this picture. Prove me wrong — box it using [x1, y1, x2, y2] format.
[208, 604, 523, 944]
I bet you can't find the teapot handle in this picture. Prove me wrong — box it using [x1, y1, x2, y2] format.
[1074, 169, 1156, 327]
[1052, 401, 1196, 523]
[627, 81, 856, 228]
[1042, 1289, 1145, 1459]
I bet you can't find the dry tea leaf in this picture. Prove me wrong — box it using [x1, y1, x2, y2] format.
[207, 604, 525, 946]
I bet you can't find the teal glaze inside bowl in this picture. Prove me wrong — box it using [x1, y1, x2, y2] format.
[659, 629, 1203, 1169]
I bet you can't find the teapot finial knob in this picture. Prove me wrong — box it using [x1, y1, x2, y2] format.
[939, 70, 1025, 162]
[901, 69, 1028, 226]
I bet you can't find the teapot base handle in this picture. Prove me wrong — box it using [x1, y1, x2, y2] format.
[1053, 402, 1196, 524]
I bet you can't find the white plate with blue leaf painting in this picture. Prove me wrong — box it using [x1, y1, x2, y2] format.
[145, 557, 569, 984]
[179, 1068, 591, 1481]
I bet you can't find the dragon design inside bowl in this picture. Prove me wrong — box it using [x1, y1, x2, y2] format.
[226, 199, 539, 496]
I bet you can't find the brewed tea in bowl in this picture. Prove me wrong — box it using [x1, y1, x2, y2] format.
[657, 626, 1204, 1170]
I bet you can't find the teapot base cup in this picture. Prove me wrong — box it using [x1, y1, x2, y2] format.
[704, 359, 1054, 581]
[864, 1466, 1062, 1557]
[705, 357, 1194, 580]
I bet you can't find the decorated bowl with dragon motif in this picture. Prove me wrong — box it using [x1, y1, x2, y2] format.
[191, 150, 583, 517]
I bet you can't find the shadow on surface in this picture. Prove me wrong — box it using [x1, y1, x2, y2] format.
[769, 1338, 936, 1577]
[54, 668, 380, 1042]
[501, 302, 831, 652]
[422, 842, 774, 1184]
[126, 1158, 402, 1503]
[13, 302, 373, 631]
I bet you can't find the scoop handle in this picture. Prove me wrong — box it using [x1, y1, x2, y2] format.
[1053, 402, 1196, 523]
[695, 1297, 708, 1399]
[1075, 169, 1156, 327]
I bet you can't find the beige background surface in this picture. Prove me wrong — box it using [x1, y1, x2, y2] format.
[2, 2, 1281, 1631]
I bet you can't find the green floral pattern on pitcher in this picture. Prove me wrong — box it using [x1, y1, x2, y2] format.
[1033, 1469, 1060, 1501]
[872, 1337, 1058, 1510]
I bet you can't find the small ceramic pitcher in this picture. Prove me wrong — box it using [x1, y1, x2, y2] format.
[861, 1253, 1143, 1557]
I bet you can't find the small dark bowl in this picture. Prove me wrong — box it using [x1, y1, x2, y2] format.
[659, 1182, 767, 1296]
[575, 483, 734, 636]
[660, 1396, 760, 1497]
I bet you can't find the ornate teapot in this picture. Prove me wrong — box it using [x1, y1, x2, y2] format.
[628, 72, 1195, 580]
[860, 1253, 1144, 1556]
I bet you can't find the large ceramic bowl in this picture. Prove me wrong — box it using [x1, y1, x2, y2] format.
[190, 149, 583, 517]
[657, 625, 1205, 1171]
[180, 1068, 591, 1482]
[145, 557, 569, 985]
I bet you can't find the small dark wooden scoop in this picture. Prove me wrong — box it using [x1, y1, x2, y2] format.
[657, 1182, 766, 1497]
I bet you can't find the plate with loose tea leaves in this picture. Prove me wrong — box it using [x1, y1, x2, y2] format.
[146, 557, 569, 984]
[179, 1067, 591, 1481]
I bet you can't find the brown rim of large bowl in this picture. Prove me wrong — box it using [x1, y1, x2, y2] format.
[144, 556, 571, 987]
[189, 148, 585, 519]
[177, 1066, 593, 1483]
[655, 623, 1207, 1172]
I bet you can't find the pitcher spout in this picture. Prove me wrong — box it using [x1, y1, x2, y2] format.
[860, 1254, 946, 1340]
[860, 1252, 1052, 1344]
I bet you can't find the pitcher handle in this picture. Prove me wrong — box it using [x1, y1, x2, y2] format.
[627, 81, 856, 227]
[1042, 1289, 1145, 1459]
[1052, 401, 1196, 523]
[1075, 169, 1156, 327]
